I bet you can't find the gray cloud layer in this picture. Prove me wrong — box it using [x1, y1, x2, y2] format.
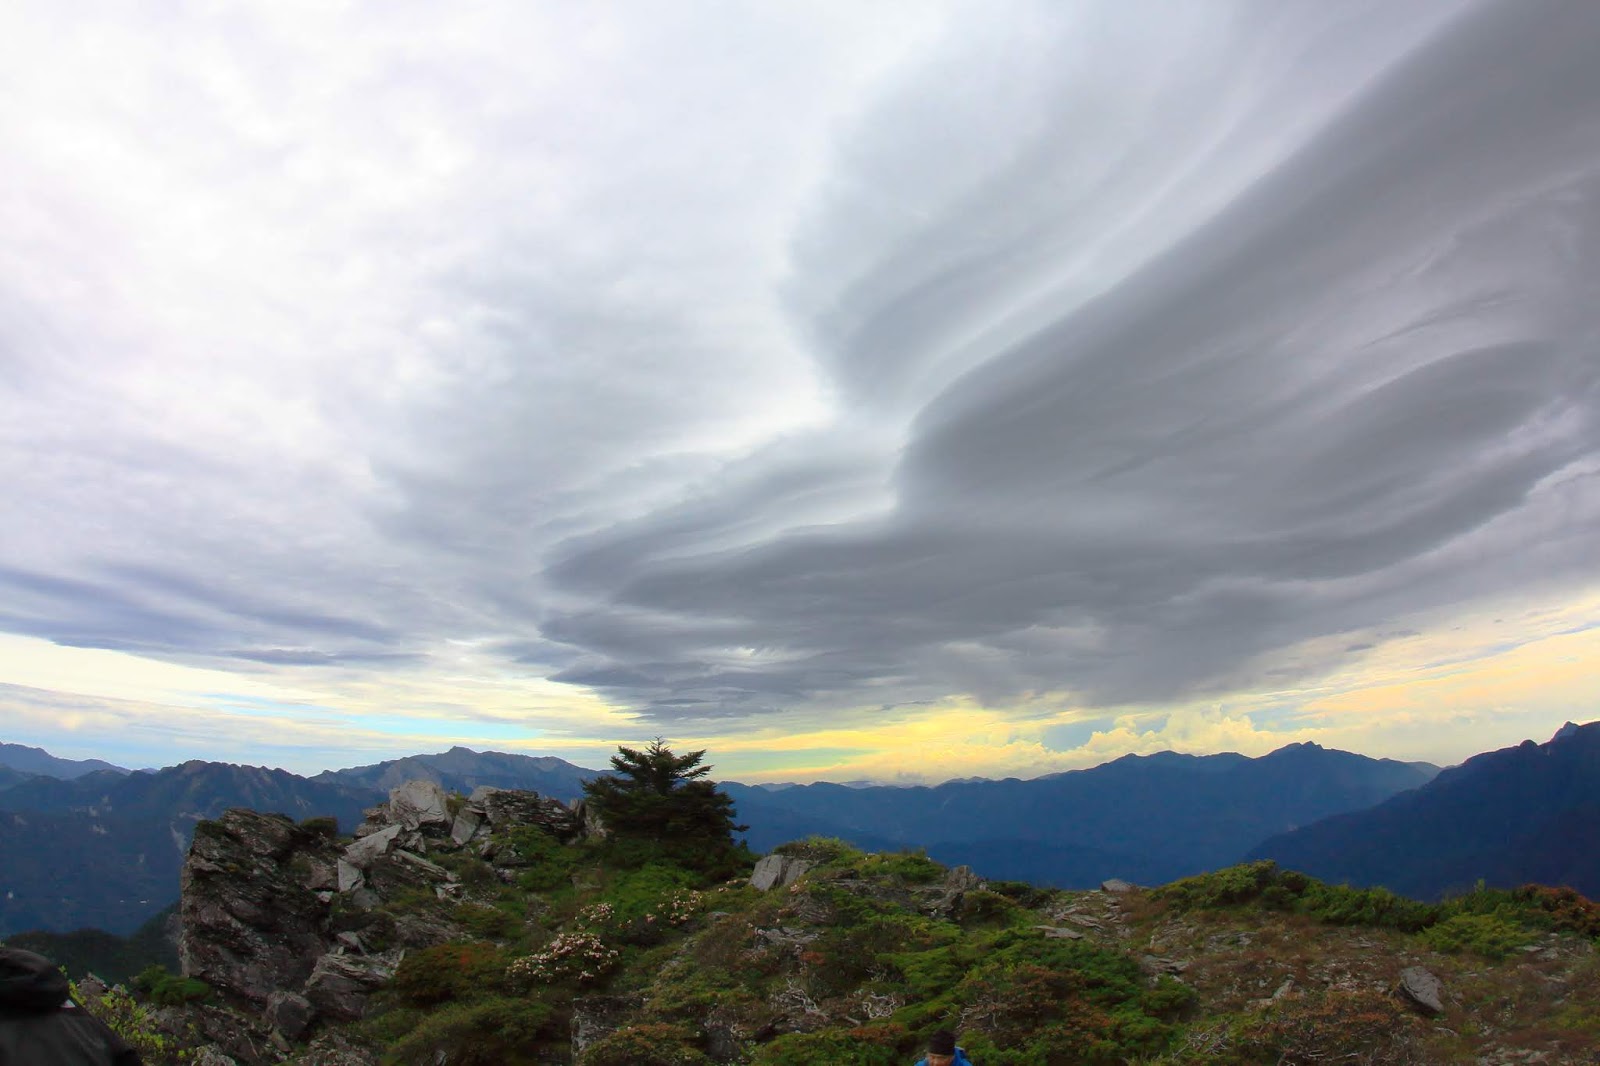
[4, 0, 1599, 729]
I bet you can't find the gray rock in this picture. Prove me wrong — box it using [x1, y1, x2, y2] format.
[476, 787, 583, 840]
[341, 824, 401, 870]
[389, 848, 453, 883]
[189, 1049, 240, 1066]
[335, 859, 364, 893]
[450, 806, 484, 846]
[295, 1032, 381, 1066]
[265, 990, 317, 1042]
[923, 864, 983, 917]
[572, 797, 608, 839]
[571, 995, 642, 1061]
[387, 780, 450, 831]
[303, 949, 403, 1022]
[1139, 955, 1190, 975]
[1101, 878, 1138, 894]
[1034, 925, 1085, 939]
[750, 854, 814, 891]
[1397, 965, 1445, 1016]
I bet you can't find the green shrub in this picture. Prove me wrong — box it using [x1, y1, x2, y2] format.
[507, 825, 578, 891]
[454, 901, 523, 940]
[299, 815, 340, 840]
[581, 1023, 710, 1066]
[1513, 884, 1600, 937]
[955, 889, 1023, 927]
[860, 849, 944, 884]
[74, 978, 194, 1064]
[1419, 913, 1533, 959]
[773, 837, 865, 867]
[750, 1028, 902, 1066]
[384, 995, 554, 1066]
[390, 942, 506, 1007]
[131, 965, 211, 1007]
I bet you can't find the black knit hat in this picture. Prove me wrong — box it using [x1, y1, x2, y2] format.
[927, 1030, 957, 1056]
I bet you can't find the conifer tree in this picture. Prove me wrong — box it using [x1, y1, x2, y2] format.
[582, 740, 746, 865]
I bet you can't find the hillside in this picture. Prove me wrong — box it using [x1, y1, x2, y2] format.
[725, 743, 1438, 887]
[0, 760, 380, 936]
[30, 780, 1600, 1065]
[1252, 722, 1600, 899]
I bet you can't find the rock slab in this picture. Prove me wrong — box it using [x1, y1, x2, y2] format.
[750, 854, 814, 891]
[1397, 965, 1445, 1016]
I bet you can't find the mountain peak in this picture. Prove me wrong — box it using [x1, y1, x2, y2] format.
[1551, 721, 1587, 743]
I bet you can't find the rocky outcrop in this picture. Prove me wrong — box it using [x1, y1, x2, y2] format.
[475, 786, 583, 840]
[179, 810, 341, 1009]
[924, 864, 982, 917]
[176, 780, 586, 1054]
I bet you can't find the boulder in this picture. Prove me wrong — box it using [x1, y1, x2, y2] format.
[265, 990, 317, 1042]
[476, 787, 583, 840]
[1035, 925, 1085, 940]
[179, 810, 339, 1009]
[294, 1032, 380, 1066]
[924, 864, 983, 917]
[336, 860, 364, 894]
[1397, 965, 1445, 1016]
[1100, 879, 1138, 894]
[341, 824, 401, 870]
[750, 855, 814, 892]
[571, 994, 642, 1061]
[450, 806, 485, 846]
[303, 949, 403, 1022]
[386, 780, 450, 831]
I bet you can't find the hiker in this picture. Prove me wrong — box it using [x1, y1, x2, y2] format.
[0, 947, 143, 1065]
[914, 1028, 974, 1066]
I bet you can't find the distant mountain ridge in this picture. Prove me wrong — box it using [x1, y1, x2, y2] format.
[1251, 721, 1600, 899]
[724, 742, 1439, 888]
[0, 742, 128, 779]
[0, 761, 381, 936]
[312, 745, 597, 799]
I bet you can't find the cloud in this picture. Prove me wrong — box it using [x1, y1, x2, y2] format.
[2, 0, 1598, 771]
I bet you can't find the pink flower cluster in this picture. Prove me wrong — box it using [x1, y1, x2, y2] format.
[507, 931, 619, 985]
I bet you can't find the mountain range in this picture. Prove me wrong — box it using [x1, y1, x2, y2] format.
[1253, 721, 1600, 899]
[3, 725, 1597, 937]
[723, 742, 1438, 887]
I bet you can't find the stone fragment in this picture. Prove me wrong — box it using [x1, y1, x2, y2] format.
[387, 780, 450, 831]
[336, 859, 364, 894]
[1397, 966, 1445, 1016]
[449, 806, 484, 846]
[265, 990, 317, 1042]
[750, 854, 814, 891]
[303, 949, 403, 1022]
[341, 824, 401, 870]
[1034, 925, 1085, 939]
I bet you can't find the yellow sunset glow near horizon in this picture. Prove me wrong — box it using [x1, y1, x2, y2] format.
[2, 582, 1596, 782]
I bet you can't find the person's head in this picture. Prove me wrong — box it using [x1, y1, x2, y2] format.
[925, 1029, 957, 1066]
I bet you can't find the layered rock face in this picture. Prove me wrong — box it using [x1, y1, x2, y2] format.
[176, 779, 586, 1057]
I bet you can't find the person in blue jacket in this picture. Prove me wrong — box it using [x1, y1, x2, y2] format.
[914, 1028, 974, 1066]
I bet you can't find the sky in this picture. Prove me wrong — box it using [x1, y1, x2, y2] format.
[2, 0, 1598, 784]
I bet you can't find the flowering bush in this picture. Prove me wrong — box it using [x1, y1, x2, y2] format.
[508, 931, 620, 986]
